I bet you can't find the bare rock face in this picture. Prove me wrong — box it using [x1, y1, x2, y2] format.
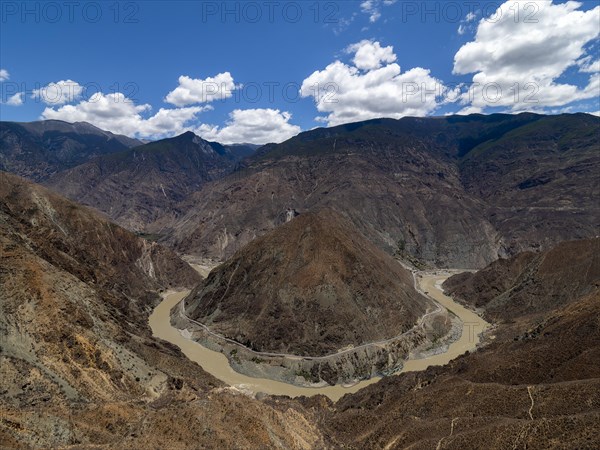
[0, 171, 200, 299]
[458, 114, 600, 256]
[443, 238, 600, 321]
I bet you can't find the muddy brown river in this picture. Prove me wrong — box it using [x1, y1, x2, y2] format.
[149, 273, 489, 401]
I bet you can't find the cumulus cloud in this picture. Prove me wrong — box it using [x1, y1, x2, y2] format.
[301, 40, 446, 126]
[5, 92, 24, 106]
[165, 72, 238, 106]
[0, 69, 9, 81]
[32, 80, 83, 105]
[347, 40, 397, 71]
[453, 0, 600, 112]
[195, 108, 301, 145]
[42, 92, 210, 138]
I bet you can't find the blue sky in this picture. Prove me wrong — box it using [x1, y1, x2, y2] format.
[1, 1, 599, 143]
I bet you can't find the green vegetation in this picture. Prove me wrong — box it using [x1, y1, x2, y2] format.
[135, 232, 163, 242]
[229, 348, 241, 364]
[294, 370, 320, 383]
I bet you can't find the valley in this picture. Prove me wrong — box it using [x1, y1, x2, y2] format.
[1, 113, 598, 449]
[150, 268, 489, 400]
[4, 2, 600, 446]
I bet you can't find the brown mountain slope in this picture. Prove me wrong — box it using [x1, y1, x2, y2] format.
[150, 113, 599, 269]
[184, 209, 435, 357]
[320, 242, 600, 449]
[0, 171, 200, 300]
[0, 172, 325, 449]
[44, 131, 241, 231]
[151, 126, 499, 268]
[442, 238, 600, 321]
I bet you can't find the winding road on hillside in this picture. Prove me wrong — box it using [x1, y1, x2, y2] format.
[149, 270, 490, 402]
[177, 298, 444, 361]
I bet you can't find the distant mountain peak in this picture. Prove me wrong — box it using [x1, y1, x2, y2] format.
[179, 130, 199, 139]
[171, 130, 201, 141]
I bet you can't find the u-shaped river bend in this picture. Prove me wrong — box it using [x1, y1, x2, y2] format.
[149, 272, 489, 401]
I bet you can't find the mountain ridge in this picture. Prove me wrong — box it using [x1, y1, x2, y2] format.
[43, 131, 251, 230]
[0, 120, 142, 181]
[150, 113, 599, 268]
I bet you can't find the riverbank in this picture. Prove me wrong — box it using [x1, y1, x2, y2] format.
[149, 271, 490, 401]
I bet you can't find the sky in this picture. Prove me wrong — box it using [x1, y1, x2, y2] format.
[1, 0, 599, 144]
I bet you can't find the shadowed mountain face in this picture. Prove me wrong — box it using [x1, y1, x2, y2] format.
[44, 132, 248, 230]
[458, 115, 600, 256]
[184, 209, 433, 356]
[0, 120, 141, 181]
[0, 171, 326, 449]
[443, 238, 600, 322]
[150, 113, 599, 268]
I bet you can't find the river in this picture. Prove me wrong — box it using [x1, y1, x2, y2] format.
[149, 272, 489, 402]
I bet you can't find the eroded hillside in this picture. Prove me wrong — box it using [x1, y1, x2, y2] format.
[0, 172, 325, 449]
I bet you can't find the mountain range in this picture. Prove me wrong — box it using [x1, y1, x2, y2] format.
[1, 171, 597, 447]
[3, 113, 597, 269]
[44, 131, 254, 230]
[1, 114, 599, 448]
[149, 113, 599, 268]
[0, 120, 141, 181]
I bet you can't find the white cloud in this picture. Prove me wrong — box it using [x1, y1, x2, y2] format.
[32, 80, 83, 105]
[456, 105, 484, 115]
[454, 1, 600, 112]
[5, 92, 24, 106]
[195, 108, 301, 145]
[578, 56, 600, 73]
[360, 0, 396, 23]
[164, 72, 238, 106]
[41, 92, 210, 139]
[347, 40, 397, 71]
[332, 14, 356, 36]
[301, 40, 446, 126]
[0, 69, 23, 106]
[458, 10, 478, 35]
[588, 110, 600, 116]
[360, 1, 381, 22]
